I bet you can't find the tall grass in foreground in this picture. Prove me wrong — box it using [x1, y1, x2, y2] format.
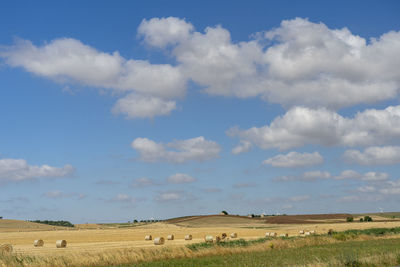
[1, 227, 400, 267]
[129, 238, 400, 267]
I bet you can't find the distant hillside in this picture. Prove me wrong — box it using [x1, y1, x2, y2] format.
[164, 213, 400, 227]
[0, 219, 69, 232]
[165, 214, 265, 227]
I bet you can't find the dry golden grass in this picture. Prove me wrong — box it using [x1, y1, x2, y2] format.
[1, 217, 400, 258]
[0, 220, 68, 232]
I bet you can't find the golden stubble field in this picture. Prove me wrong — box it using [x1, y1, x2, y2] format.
[1, 214, 400, 257]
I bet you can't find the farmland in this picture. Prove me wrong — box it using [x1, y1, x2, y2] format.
[1, 213, 400, 266]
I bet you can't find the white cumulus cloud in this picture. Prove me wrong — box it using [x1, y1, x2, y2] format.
[112, 94, 176, 119]
[343, 146, 400, 165]
[0, 38, 185, 119]
[0, 158, 74, 183]
[334, 170, 388, 181]
[263, 151, 323, 167]
[131, 136, 221, 163]
[3, 17, 400, 118]
[139, 17, 400, 109]
[131, 177, 158, 188]
[229, 105, 400, 152]
[167, 173, 196, 184]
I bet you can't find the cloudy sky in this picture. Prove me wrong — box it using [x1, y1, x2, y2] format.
[1, 0, 400, 223]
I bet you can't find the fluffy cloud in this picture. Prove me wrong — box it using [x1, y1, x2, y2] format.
[343, 146, 400, 165]
[131, 136, 221, 163]
[112, 94, 176, 119]
[229, 105, 400, 152]
[131, 177, 158, 188]
[263, 151, 323, 167]
[3, 17, 400, 119]
[0, 158, 74, 183]
[334, 170, 388, 181]
[0, 38, 185, 118]
[378, 179, 400, 195]
[154, 191, 182, 202]
[139, 17, 400, 109]
[167, 173, 196, 184]
[275, 170, 388, 182]
[138, 17, 194, 48]
[44, 190, 85, 199]
[110, 194, 139, 203]
[275, 170, 331, 182]
[357, 186, 376, 193]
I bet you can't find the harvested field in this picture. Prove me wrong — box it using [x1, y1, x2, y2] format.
[0, 219, 69, 232]
[1, 214, 400, 258]
[264, 213, 352, 224]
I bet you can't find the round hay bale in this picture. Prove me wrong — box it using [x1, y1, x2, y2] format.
[221, 233, 227, 239]
[184, 234, 192, 240]
[230, 233, 237, 238]
[167, 234, 174, 240]
[56, 240, 67, 248]
[153, 237, 165, 245]
[145, 235, 152, 241]
[0, 244, 13, 253]
[204, 235, 214, 242]
[299, 230, 304, 234]
[34, 239, 44, 247]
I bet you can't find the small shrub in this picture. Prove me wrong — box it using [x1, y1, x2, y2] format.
[346, 217, 354, 222]
[359, 218, 364, 222]
[364, 216, 373, 222]
[344, 259, 362, 267]
[221, 211, 228, 215]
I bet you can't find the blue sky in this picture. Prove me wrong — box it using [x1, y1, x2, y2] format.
[1, 1, 400, 223]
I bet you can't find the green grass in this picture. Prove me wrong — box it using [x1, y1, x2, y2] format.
[331, 227, 400, 241]
[186, 237, 274, 251]
[115, 238, 400, 267]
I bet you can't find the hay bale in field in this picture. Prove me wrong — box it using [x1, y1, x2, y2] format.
[145, 235, 152, 241]
[0, 244, 13, 253]
[299, 230, 304, 234]
[56, 240, 67, 248]
[221, 233, 227, 239]
[205, 235, 221, 243]
[184, 234, 192, 240]
[204, 235, 214, 242]
[153, 237, 165, 245]
[33, 239, 44, 247]
[167, 234, 174, 240]
[230, 233, 237, 238]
